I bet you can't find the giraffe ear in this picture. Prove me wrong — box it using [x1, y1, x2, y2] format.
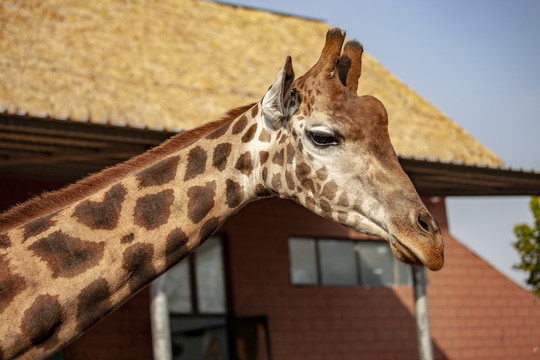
[262, 56, 297, 130]
[338, 40, 363, 94]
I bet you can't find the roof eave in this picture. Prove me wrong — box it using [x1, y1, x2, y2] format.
[1, 113, 539, 196]
[400, 157, 540, 197]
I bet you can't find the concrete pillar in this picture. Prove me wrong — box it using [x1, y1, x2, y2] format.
[150, 274, 172, 360]
[412, 266, 434, 360]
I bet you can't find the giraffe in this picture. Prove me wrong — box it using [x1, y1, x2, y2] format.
[0, 28, 443, 359]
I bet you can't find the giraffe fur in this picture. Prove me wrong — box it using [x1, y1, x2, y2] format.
[0, 28, 443, 359]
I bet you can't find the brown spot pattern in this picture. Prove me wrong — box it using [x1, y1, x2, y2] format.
[0, 233, 10, 248]
[199, 217, 220, 243]
[301, 179, 315, 194]
[338, 193, 349, 207]
[259, 151, 269, 165]
[232, 115, 248, 134]
[76, 278, 112, 332]
[184, 146, 207, 181]
[165, 228, 189, 268]
[235, 152, 253, 175]
[206, 122, 231, 140]
[21, 294, 62, 346]
[272, 149, 284, 166]
[0, 254, 27, 315]
[319, 199, 332, 217]
[241, 124, 258, 143]
[73, 184, 126, 230]
[30, 231, 104, 278]
[22, 212, 57, 241]
[286, 143, 295, 164]
[250, 104, 259, 118]
[285, 171, 295, 190]
[322, 181, 338, 200]
[225, 179, 244, 208]
[297, 139, 304, 154]
[262, 167, 268, 182]
[121, 233, 135, 244]
[305, 196, 316, 212]
[296, 162, 311, 181]
[316, 168, 328, 181]
[338, 211, 348, 223]
[258, 129, 271, 142]
[271, 174, 282, 190]
[133, 189, 174, 231]
[136, 155, 179, 188]
[187, 181, 216, 224]
[212, 143, 232, 172]
[122, 243, 156, 291]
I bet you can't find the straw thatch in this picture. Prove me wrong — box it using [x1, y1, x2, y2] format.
[0, 0, 503, 166]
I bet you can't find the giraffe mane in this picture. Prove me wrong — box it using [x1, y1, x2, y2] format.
[0, 103, 256, 233]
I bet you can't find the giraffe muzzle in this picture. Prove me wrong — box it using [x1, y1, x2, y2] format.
[388, 209, 444, 271]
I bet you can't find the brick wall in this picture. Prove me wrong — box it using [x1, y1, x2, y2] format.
[427, 198, 540, 359]
[223, 197, 540, 360]
[63, 289, 153, 360]
[223, 198, 440, 360]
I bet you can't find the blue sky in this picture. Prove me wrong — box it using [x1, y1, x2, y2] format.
[222, 0, 540, 286]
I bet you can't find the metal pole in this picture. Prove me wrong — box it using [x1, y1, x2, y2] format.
[412, 266, 433, 360]
[150, 274, 173, 360]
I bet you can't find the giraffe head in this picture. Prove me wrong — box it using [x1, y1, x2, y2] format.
[258, 28, 444, 271]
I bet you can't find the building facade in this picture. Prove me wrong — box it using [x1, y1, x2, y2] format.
[1, 1, 539, 359]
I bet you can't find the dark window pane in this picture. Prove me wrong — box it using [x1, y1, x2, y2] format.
[397, 260, 413, 285]
[170, 316, 228, 360]
[357, 242, 396, 286]
[195, 237, 226, 313]
[166, 260, 192, 313]
[319, 239, 358, 285]
[289, 237, 318, 285]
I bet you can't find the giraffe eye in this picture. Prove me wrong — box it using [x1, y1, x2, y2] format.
[307, 130, 340, 147]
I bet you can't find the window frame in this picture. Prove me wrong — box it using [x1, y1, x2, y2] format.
[166, 235, 228, 316]
[288, 237, 413, 288]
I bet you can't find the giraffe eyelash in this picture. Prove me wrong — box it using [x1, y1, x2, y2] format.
[306, 129, 342, 148]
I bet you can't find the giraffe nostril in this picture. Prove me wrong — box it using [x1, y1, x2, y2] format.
[418, 216, 430, 232]
[416, 212, 436, 235]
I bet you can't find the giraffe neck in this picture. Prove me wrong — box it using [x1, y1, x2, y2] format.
[0, 103, 267, 360]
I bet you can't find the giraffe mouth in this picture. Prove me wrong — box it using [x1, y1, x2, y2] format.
[389, 236, 423, 267]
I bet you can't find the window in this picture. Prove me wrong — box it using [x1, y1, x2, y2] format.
[163, 236, 273, 360]
[165, 236, 229, 359]
[288, 237, 318, 285]
[319, 240, 358, 285]
[166, 236, 227, 314]
[288, 237, 412, 287]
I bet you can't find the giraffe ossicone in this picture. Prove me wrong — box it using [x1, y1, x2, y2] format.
[0, 27, 443, 359]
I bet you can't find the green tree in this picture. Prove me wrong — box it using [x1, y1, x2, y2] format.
[513, 196, 540, 296]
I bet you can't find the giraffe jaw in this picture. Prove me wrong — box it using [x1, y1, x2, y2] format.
[344, 213, 424, 268]
[344, 199, 444, 271]
[388, 236, 423, 266]
[388, 234, 444, 271]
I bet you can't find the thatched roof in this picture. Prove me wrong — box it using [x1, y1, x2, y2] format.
[0, 0, 503, 166]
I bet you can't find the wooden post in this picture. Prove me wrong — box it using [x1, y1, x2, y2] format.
[150, 274, 173, 360]
[412, 266, 434, 360]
